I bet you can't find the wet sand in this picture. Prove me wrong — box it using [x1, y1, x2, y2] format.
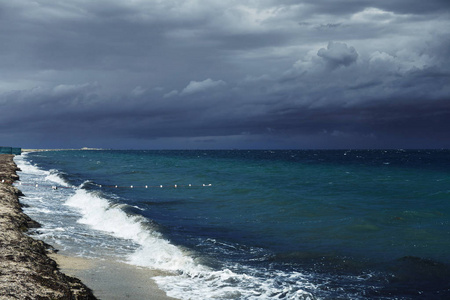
[50, 253, 178, 300]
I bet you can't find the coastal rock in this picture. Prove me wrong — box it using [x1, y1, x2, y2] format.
[0, 154, 96, 299]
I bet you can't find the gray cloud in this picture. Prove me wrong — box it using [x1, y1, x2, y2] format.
[0, 0, 449, 149]
[317, 42, 358, 69]
[180, 79, 227, 95]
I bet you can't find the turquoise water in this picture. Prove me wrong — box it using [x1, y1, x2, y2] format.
[15, 150, 450, 299]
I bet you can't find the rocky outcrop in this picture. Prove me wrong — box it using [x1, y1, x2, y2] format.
[0, 154, 96, 299]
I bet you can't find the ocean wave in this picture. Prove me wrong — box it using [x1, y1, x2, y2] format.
[18, 151, 432, 299]
[154, 267, 317, 300]
[14, 155, 319, 299]
[14, 154, 49, 176]
[62, 188, 318, 299]
[45, 170, 71, 187]
[64, 188, 205, 273]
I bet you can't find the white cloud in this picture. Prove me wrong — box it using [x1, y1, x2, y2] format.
[164, 90, 179, 98]
[351, 7, 396, 24]
[52, 82, 99, 97]
[131, 86, 146, 96]
[180, 78, 227, 95]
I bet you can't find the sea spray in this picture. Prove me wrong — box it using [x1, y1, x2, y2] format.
[14, 155, 139, 258]
[45, 170, 71, 187]
[154, 267, 318, 300]
[65, 188, 206, 273]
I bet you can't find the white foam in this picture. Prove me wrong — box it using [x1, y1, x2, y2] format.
[65, 189, 206, 273]
[32, 207, 53, 214]
[154, 267, 317, 300]
[45, 170, 71, 187]
[15, 155, 70, 187]
[14, 155, 49, 176]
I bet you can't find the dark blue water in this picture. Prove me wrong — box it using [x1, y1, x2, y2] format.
[17, 150, 450, 299]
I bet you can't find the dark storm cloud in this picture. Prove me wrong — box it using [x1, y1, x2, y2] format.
[0, 0, 449, 149]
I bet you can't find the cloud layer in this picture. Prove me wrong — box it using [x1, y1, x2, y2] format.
[1, 0, 449, 149]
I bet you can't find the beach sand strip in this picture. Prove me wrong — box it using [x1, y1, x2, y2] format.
[50, 253, 177, 300]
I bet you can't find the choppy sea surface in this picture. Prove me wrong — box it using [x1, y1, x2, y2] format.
[14, 150, 450, 299]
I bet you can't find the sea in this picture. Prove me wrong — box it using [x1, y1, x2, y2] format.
[13, 150, 450, 299]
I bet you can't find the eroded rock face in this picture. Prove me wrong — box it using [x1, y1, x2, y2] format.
[0, 154, 96, 299]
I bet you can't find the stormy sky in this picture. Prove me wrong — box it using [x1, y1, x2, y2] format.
[1, 0, 449, 149]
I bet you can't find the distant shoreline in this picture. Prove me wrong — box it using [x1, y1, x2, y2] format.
[22, 148, 105, 152]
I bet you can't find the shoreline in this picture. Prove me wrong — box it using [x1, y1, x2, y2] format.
[0, 154, 95, 298]
[22, 148, 105, 152]
[0, 154, 176, 299]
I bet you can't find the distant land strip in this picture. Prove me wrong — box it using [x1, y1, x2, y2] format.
[23, 147, 105, 152]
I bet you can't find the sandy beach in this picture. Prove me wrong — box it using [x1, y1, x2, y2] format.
[50, 253, 177, 300]
[0, 154, 176, 300]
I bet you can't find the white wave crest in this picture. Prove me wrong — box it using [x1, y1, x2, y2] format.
[155, 268, 317, 300]
[14, 155, 49, 176]
[65, 189, 206, 273]
[45, 170, 71, 187]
